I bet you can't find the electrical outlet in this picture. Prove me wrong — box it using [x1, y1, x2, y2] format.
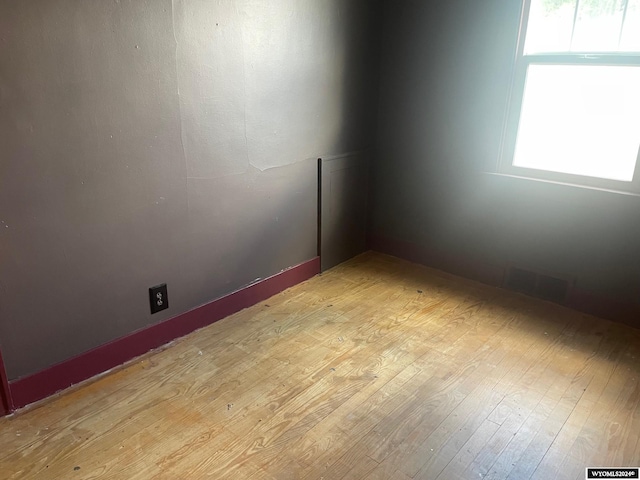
[149, 283, 169, 314]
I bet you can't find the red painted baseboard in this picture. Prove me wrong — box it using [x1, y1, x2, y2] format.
[7, 257, 320, 411]
[0, 349, 11, 415]
[371, 234, 640, 330]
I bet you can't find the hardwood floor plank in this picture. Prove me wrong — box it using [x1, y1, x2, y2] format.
[430, 418, 501, 480]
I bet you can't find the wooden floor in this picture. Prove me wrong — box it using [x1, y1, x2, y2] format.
[2, 252, 640, 479]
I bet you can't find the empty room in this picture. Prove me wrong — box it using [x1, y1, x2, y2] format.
[2, 0, 640, 479]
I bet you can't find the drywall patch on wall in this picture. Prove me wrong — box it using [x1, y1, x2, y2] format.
[241, 0, 378, 171]
[241, 0, 344, 171]
[171, 0, 379, 176]
[173, 0, 250, 178]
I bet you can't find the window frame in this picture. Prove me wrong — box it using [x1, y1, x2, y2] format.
[498, 0, 640, 194]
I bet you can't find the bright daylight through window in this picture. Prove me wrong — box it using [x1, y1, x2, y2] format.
[502, 0, 640, 190]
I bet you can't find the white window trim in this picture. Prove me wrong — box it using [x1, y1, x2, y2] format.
[498, 0, 640, 194]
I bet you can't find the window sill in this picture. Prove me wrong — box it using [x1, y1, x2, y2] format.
[481, 172, 640, 198]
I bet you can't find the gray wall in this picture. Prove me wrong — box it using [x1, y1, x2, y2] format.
[320, 152, 370, 272]
[0, 0, 380, 380]
[371, 0, 640, 304]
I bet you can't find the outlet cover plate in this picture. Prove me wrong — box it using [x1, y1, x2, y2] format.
[149, 284, 169, 314]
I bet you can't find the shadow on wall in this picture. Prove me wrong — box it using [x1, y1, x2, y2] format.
[370, 0, 640, 309]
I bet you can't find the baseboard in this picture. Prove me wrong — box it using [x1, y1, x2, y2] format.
[371, 234, 640, 330]
[7, 257, 320, 412]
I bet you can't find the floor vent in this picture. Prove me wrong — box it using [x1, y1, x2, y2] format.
[505, 267, 570, 304]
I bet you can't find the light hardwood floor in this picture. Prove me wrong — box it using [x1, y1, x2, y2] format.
[2, 252, 640, 479]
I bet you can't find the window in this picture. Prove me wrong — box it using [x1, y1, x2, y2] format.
[500, 0, 640, 192]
